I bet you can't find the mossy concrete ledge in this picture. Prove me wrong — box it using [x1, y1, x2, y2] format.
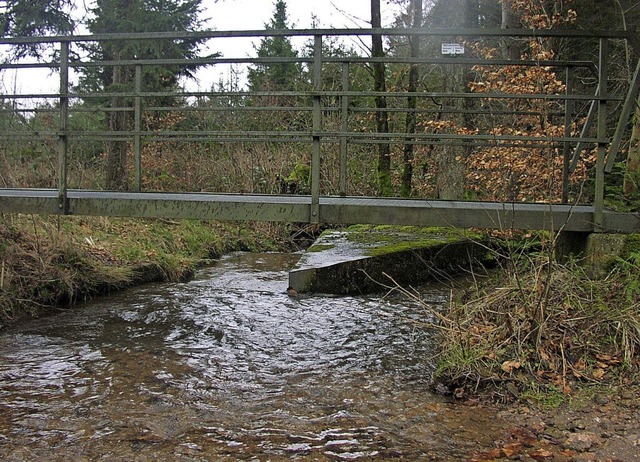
[289, 225, 489, 294]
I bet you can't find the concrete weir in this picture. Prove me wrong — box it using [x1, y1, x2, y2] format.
[288, 225, 490, 295]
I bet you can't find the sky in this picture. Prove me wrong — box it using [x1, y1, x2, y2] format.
[2, 0, 402, 96]
[206, 0, 379, 31]
[194, 0, 402, 90]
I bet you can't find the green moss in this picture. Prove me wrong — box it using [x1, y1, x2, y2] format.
[342, 225, 483, 256]
[307, 243, 335, 252]
[346, 224, 480, 238]
[521, 384, 567, 410]
[366, 237, 454, 257]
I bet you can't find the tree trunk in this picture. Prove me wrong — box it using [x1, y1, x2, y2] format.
[501, 0, 520, 59]
[463, 0, 479, 127]
[457, 0, 481, 196]
[623, 17, 640, 197]
[436, 145, 466, 200]
[435, 64, 465, 200]
[400, 0, 422, 197]
[371, 0, 392, 196]
[106, 51, 129, 191]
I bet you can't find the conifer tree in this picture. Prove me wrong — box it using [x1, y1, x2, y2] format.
[247, 0, 299, 92]
[79, 0, 206, 190]
[0, 0, 74, 58]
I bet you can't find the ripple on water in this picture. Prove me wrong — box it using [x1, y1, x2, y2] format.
[0, 252, 505, 461]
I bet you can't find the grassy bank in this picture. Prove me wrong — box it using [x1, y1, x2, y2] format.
[0, 214, 290, 329]
[426, 234, 640, 402]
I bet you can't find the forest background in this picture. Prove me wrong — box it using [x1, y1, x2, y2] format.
[1, 0, 639, 202]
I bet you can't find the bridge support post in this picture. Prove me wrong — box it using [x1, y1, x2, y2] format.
[555, 231, 589, 263]
[311, 34, 322, 224]
[594, 38, 609, 232]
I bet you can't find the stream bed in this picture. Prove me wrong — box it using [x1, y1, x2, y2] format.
[0, 252, 509, 461]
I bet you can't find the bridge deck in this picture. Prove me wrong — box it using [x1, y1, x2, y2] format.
[1, 189, 638, 233]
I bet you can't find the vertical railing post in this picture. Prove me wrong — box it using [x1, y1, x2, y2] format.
[595, 39, 608, 231]
[58, 40, 69, 214]
[134, 64, 142, 192]
[562, 66, 573, 204]
[311, 34, 322, 223]
[339, 62, 349, 197]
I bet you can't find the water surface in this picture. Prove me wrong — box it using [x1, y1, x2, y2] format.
[0, 252, 507, 460]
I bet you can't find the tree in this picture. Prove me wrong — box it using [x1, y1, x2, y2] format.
[371, 0, 393, 196]
[247, 0, 299, 92]
[392, 0, 477, 199]
[501, 0, 520, 59]
[610, 1, 640, 197]
[80, 0, 206, 190]
[0, 0, 74, 58]
[400, 0, 423, 197]
[557, 0, 640, 199]
[466, 0, 589, 202]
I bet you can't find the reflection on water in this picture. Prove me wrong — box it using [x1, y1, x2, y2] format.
[0, 252, 507, 460]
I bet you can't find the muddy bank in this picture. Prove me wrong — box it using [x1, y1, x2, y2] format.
[474, 387, 640, 461]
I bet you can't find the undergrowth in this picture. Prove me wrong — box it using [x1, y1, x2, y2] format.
[393, 233, 640, 401]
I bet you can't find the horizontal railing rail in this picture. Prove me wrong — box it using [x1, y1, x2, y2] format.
[0, 28, 634, 230]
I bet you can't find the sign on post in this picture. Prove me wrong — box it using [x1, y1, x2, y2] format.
[441, 42, 465, 56]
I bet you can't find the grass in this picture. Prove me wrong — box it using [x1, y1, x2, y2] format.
[0, 214, 288, 328]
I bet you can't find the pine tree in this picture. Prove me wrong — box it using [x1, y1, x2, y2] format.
[0, 0, 74, 58]
[247, 0, 299, 92]
[78, 0, 206, 190]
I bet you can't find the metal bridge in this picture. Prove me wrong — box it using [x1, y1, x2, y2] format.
[1, 28, 639, 233]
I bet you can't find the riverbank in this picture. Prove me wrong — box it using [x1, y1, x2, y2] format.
[477, 383, 640, 461]
[426, 234, 640, 460]
[0, 214, 291, 329]
[431, 240, 640, 396]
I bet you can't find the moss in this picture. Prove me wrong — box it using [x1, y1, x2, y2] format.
[342, 225, 484, 256]
[344, 224, 371, 232]
[307, 243, 335, 252]
[366, 237, 454, 257]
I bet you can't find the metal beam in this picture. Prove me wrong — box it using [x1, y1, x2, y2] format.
[0, 28, 629, 46]
[1, 189, 639, 233]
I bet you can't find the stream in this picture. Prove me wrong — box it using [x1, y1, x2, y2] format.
[0, 252, 509, 461]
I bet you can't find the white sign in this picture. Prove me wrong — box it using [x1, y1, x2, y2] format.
[441, 43, 465, 56]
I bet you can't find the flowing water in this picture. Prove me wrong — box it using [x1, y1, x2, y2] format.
[0, 252, 509, 461]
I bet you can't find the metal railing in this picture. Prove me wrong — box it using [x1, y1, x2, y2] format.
[0, 28, 634, 228]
